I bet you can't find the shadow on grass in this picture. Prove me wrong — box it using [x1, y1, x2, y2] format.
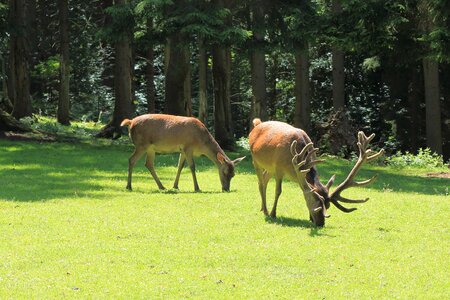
[0, 140, 243, 202]
[297, 158, 449, 197]
[0, 139, 448, 202]
[147, 188, 224, 195]
[264, 216, 335, 237]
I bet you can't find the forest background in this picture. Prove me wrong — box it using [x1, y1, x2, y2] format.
[1, 0, 449, 159]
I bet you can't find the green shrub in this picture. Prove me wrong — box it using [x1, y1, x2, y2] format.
[236, 136, 250, 151]
[386, 148, 445, 168]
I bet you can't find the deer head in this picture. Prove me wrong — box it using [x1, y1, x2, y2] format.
[291, 132, 384, 226]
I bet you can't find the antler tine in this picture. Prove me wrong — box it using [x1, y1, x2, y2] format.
[290, 140, 298, 157]
[367, 149, 385, 162]
[330, 198, 358, 213]
[312, 192, 331, 218]
[330, 131, 384, 208]
[304, 147, 325, 169]
[352, 174, 378, 187]
[334, 194, 369, 203]
[325, 174, 336, 189]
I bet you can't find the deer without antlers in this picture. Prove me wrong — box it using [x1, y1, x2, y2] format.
[121, 114, 245, 192]
[249, 119, 384, 226]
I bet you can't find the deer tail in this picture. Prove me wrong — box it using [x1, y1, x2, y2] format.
[252, 118, 262, 128]
[120, 119, 132, 127]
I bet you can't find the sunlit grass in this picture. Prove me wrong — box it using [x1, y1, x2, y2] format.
[0, 138, 448, 299]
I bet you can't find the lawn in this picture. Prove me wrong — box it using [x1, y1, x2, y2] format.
[0, 137, 449, 299]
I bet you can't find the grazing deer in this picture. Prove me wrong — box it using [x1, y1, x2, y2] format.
[249, 118, 384, 226]
[121, 114, 245, 192]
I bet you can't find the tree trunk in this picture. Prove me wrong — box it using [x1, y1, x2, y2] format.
[294, 44, 311, 131]
[198, 36, 208, 124]
[267, 55, 278, 120]
[331, 0, 345, 110]
[419, 0, 443, 154]
[184, 51, 192, 116]
[407, 67, 422, 151]
[164, 33, 190, 116]
[0, 55, 13, 112]
[9, 0, 32, 119]
[423, 58, 442, 154]
[97, 0, 133, 138]
[0, 109, 31, 132]
[57, 0, 70, 125]
[146, 18, 156, 113]
[212, 45, 234, 149]
[250, 2, 267, 122]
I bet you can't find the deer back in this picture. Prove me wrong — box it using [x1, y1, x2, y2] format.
[249, 121, 315, 180]
[127, 114, 216, 155]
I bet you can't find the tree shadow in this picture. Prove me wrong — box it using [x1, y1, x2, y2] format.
[0, 140, 246, 202]
[264, 216, 335, 237]
[301, 159, 450, 197]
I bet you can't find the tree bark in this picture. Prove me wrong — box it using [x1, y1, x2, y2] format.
[294, 43, 311, 131]
[57, 0, 71, 125]
[9, 0, 32, 119]
[184, 51, 192, 116]
[250, 1, 267, 122]
[146, 18, 156, 113]
[0, 109, 31, 132]
[407, 67, 422, 151]
[267, 55, 278, 120]
[0, 55, 13, 112]
[164, 33, 190, 116]
[97, 0, 133, 138]
[419, 0, 443, 154]
[212, 45, 234, 149]
[423, 58, 442, 154]
[198, 36, 208, 123]
[331, 0, 345, 110]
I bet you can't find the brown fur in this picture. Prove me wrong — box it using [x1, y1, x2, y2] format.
[249, 119, 326, 223]
[123, 114, 244, 192]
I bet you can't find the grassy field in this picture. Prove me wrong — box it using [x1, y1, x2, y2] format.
[0, 137, 449, 299]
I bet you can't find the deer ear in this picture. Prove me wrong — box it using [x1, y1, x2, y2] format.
[217, 153, 226, 165]
[232, 156, 245, 165]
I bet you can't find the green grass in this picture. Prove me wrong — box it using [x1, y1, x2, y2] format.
[0, 138, 449, 299]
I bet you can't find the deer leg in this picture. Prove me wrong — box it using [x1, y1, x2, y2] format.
[270, 177, 283, 218]
[145, 150, 166, 190]
[127, 147, 146, 190]
[255, 165, 270, 216]
[173, 153, 186, 189]
[185, 152, 200, 192]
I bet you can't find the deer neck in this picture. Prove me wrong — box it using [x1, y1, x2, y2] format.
[204, 135, 229, 166]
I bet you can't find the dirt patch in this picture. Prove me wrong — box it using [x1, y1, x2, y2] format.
[426, 172, 450, 179]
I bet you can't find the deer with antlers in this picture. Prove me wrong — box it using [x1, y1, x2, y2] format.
[249, 118, 384, 226]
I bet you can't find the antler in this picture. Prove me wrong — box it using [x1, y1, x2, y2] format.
[328, 132, 384, 212]
[290, 140, 329, 217]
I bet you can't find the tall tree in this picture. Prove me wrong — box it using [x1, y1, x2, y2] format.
[197, 36, 208, 123]
[183, 50, 192, 116]
[212, 45, 234, 149]
[57, 0, 70, 125]
[249, 0, 267, 122]
[331, 0, 345, 110]
[145, 17, 156, 113]
[97, 0, 134, 138]
[164, 32, 190, 116]
[9, 0, 32, 119]
[294, 43, 310, 131]
[418, 0, 443, 154]
[212, 0, 235, 148]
